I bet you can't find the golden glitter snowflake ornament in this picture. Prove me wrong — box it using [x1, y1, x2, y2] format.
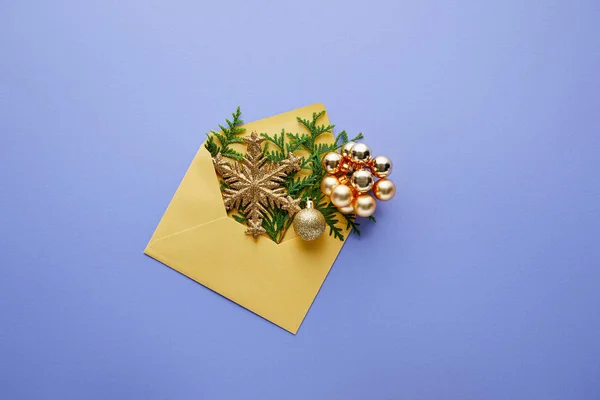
[212, 131, 302, 238]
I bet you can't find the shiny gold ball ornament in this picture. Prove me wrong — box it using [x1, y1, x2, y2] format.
[343, 163, 356, 178]
[353, 194, 377, 217]
[320, 175, 340, 196]
[331, 184, 354, 208]
[350, 143, 371, 162]
[322, 152, 343, 174]
[371, 155, 393, 178]
[341, 141, 356, 157]
[293, 199, 326, 241]
[350, 169, 374, 193]
[373, 178, 396, 201]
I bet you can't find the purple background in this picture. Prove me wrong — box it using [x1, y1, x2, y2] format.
[1, 1, 599, 399]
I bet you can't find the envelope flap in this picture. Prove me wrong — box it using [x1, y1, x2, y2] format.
[148, 146, 226, 245]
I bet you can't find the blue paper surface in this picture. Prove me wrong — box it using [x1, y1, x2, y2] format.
[1, 1, 599, 399]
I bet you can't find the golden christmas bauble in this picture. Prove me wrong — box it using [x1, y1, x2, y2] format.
[350, 169, 374, 193]
[353, 194, 377, 217]
[293, 199, 326, 241]
[372, 155, 393, 178]
[337, 205, 355, 214]
[331, 184, 354, 208]
[322, 152, 343, 174]
[373, 178, 396, 201]
[341, 141, 356, 157]
[320, 175, 340, 196]
[350, 143, 371, 162]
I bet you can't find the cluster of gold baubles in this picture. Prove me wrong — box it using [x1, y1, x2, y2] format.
[321, 142, 396, 218]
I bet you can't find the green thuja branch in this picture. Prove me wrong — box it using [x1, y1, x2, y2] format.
[205, 107, 246, 161]
[262, 207, 290, 243]
[317, 199, 346, 241]
[261, 129, 287, 163]
[335, 130, 364, 148]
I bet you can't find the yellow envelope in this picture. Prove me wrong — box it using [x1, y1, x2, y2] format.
[144, 103, 348, 334]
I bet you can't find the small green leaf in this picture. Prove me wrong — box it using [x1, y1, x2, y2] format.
[233, 214, 247, 223]
[336, 130, 349, 146]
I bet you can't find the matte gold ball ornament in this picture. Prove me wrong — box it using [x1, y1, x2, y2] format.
[293, 199, 326, 241]
[331, 184, 354, 208]
[373, 178, 396, 201]
[319, 140, 397, 223]
[337, 204, 355, 214]
[353, 194, 377, 217]
[320, 175, 340, 196]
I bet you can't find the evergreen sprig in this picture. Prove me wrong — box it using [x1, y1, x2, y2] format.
[205, 107, 246, 161]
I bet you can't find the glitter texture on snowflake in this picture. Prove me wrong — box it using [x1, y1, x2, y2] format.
[212, 131, 302, 238]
